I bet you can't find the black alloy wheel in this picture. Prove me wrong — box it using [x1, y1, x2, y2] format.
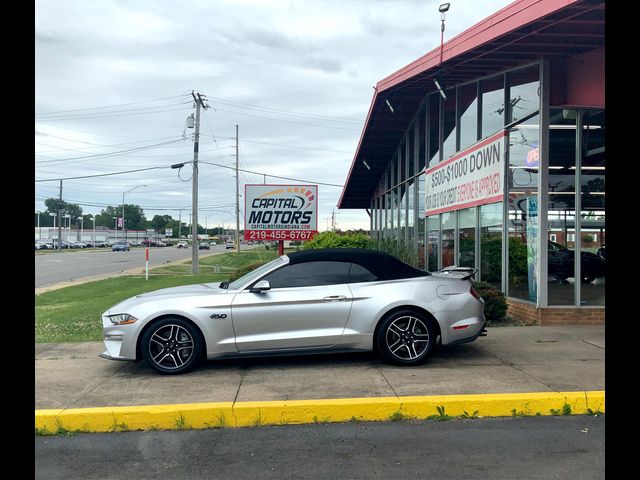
[376, 310, 435, 365]
[141, 317, 203, 374]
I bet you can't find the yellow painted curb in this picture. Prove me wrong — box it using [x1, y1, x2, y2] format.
[35, 391, 604, 434]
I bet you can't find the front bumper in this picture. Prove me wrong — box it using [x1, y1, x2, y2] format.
[99, 351, 129, 361]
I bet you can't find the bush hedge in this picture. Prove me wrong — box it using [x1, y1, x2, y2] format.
[303, 231, 373, 250]
[473, 281, 508, 323]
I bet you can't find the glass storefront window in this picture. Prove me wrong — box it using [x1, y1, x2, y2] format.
[428, 94, 440, 166]
[441, 211, 455, 268]
[509, 65, 540, 124]
[480, 202, 503, 288]
[458, 207, 476, 268]
[580, 110, 605, 306]
[427, 214, 439, 271]
[442, 89, 457, 160]
[547, 109, 576, 306]
[417, 105, 426, 170]
[481, 74, 505, 139]
[407, 179, 415, 231]
[507, 114, 539, 301]
[459, 82, 479, 152]
[417, 175, 426, 270]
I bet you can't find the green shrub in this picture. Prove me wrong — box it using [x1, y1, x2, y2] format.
[303, 231, 373, 250]
[371, 238, 418, 267]
[228, 261, 267, 282]
[473, 281, 508, 323]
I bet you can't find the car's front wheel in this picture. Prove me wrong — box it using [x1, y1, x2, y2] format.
[141, 317, 203, 374]
[376, 310, 435, 365]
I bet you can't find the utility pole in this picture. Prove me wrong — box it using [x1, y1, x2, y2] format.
[191, 91, 209, 274]
[57, 180, 63, 251]
[235, 124, 240, 253]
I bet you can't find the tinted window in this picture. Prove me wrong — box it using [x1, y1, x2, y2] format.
[348, 263, 377, 283]
[262, 261, 350, 288]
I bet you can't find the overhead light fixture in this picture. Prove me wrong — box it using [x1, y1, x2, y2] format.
[385, 98, 394, 113]
[362, 160, 371, 171]
[433, 77, 447, 100]
[439, 3, 450, 13]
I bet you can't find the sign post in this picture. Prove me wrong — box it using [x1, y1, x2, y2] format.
[145, 247, 149, 281]
[244, 185, 319, 246]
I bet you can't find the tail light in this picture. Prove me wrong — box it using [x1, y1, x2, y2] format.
[470, 285, 482, 301]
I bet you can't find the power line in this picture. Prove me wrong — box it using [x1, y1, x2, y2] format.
[213, 107, 359, 131]
[35, 166, 169, 182]
[206, 96, 362, 124]
[197, 160, 343, 187]
[35, 138, 188, 164]
[226, 137, 352, 154]
[35, 95, 184, 116]
[35, 105, 192, 122]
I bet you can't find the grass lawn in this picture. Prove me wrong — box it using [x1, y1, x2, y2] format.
[35, 248, 283, 343]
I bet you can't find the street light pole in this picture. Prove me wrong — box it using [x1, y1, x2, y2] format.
[65, 215, 71, 243]
[122, 184, 146, 243]
[91, 215, 96, 247]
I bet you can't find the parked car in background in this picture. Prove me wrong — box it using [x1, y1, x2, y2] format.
[225, 241, 235, 249]
[35, 241, 47, 250]
[548, 240, 605, 284]
[596, 244, 605, 260]
[199, 242, 210, 250]
[99, 248, 486, 374]
[112, 241, 131, 252]
[177, 241, 189, 249]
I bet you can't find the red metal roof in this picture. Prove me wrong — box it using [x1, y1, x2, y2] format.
[338, 0, 604, 209]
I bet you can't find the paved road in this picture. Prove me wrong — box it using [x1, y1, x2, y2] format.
[35, 415, 605, 479]
[34, 245, 242, 288]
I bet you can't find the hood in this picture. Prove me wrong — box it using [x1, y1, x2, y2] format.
[105, 283, 232, 315]
[133, 283, 223, 299]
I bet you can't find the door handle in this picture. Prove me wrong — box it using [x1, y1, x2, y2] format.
[323, 295, 347, 302]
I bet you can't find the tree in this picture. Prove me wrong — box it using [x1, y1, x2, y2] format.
[150, 215, 173, 231]
[93, 204, 146, 230]
[43, 198, 83, 226]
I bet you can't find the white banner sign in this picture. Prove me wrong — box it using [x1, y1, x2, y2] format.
[424, 131, 505, 216]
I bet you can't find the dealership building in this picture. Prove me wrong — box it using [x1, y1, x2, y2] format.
[338, 0, 604, 325]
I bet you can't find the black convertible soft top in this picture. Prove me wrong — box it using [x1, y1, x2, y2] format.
[286, 248, 430, 281]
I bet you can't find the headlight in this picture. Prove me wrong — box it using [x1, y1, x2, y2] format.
[107, 313, 138, 325]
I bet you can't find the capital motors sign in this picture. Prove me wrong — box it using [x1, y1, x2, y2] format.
[244, 184, 318, 241]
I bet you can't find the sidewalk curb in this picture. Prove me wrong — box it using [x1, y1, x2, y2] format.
[35, 391, 605, 434]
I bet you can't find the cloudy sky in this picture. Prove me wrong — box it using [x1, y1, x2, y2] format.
[35, 0, 513, 232]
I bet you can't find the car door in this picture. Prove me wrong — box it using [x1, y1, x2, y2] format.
[231, 261, 353, 352]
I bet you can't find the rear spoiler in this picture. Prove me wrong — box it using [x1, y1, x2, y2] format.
[435, 266, 478, 281]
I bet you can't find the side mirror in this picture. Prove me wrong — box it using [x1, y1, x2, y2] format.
[249, 280, 271, 293]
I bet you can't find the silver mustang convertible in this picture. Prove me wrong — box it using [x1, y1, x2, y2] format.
[100, 248, 486, 374]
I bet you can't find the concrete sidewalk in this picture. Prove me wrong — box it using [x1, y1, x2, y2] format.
[35, 325, 604, 411]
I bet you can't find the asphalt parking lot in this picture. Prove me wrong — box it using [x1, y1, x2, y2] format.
[35, 325, 604, 410]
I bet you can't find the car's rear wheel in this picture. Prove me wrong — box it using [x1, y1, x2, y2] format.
[376, 310, 435, 365]
[141, 317, 203, 374]
[581, 273, 596, 284]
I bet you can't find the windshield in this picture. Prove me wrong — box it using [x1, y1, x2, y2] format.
[226, 257, 284, 290]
